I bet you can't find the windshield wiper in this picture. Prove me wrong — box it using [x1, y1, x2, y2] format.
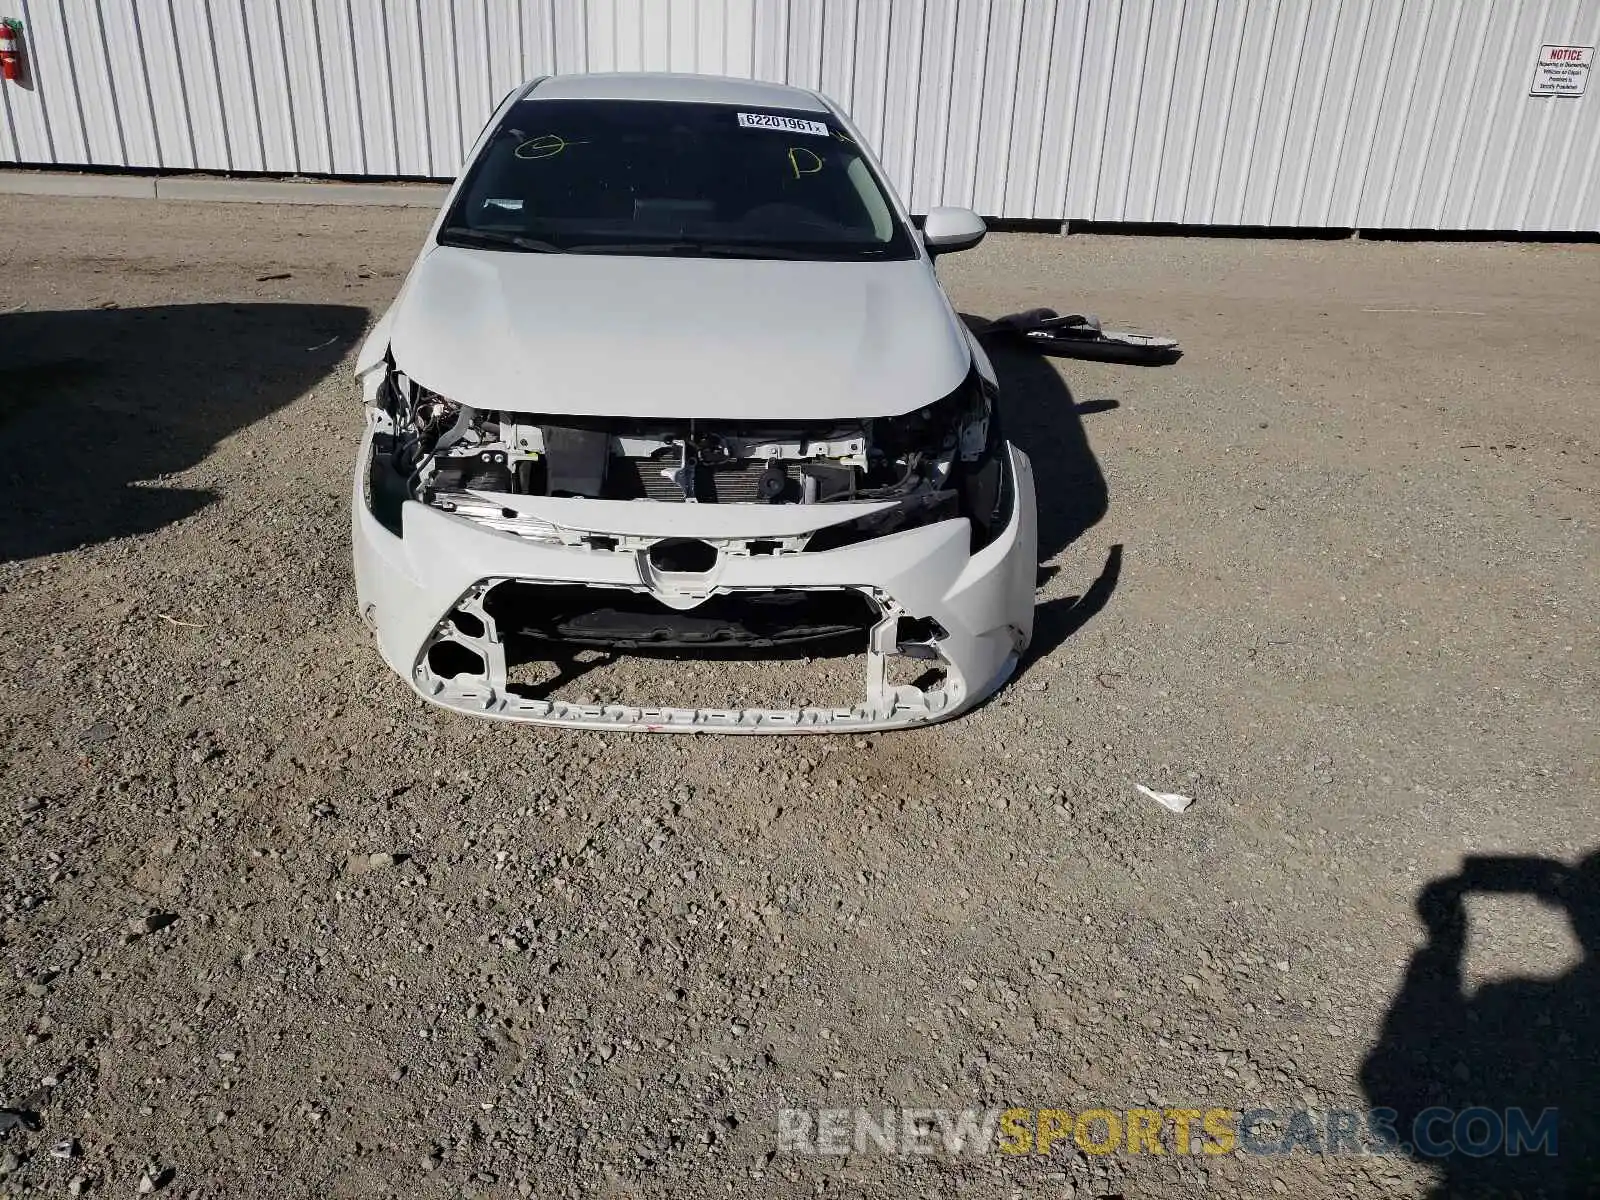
[564, 241, 705, 257]
[565, 241, 846, 261]
[438, 226, 564, 254]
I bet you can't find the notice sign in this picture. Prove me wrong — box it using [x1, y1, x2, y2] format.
[1530, 44, 1592, 96]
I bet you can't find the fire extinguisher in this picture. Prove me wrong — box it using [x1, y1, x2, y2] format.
[0, 21, 23, 83]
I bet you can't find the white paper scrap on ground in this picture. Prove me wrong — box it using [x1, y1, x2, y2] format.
[1136, 783, 1194, 813]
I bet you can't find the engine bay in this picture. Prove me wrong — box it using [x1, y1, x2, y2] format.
[367, 363, 1009, 547]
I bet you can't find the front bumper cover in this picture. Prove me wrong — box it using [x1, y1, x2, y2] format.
[351, 431, 1037, 732]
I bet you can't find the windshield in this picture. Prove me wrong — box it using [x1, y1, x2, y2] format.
[441, 97, 917, 261]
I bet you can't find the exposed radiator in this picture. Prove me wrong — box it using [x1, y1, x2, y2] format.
[609, 457, 798, 504]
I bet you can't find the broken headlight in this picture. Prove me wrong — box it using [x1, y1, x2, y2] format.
[870, 393, 961, 462]
[382, 369, 460, 468]
[807, 367, 1002, 551]
[363, 364, 467, 535]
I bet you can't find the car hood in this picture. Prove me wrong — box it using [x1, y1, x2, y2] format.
[386, 246, 972, 421]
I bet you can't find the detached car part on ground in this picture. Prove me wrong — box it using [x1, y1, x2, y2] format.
[353, 72, 1037, 732]
[973, 308, 1182, 366]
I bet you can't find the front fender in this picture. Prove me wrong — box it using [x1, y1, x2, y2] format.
[354, 306, 396, 382]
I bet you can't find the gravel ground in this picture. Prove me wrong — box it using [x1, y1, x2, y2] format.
[0, 196, 1595, 1199]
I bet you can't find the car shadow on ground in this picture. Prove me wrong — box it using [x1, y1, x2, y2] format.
[1361, 850, 1599, 1195]
[0, 303, 367, 563]
[964, 316, 1120, 662]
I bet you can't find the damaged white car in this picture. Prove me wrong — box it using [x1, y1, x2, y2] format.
[352, 72, 1037, 732]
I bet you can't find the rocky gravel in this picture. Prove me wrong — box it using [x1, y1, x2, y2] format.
[0, 196, 1595, 1198]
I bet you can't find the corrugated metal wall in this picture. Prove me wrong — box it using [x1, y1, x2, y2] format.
[2, 0, 1597, 230]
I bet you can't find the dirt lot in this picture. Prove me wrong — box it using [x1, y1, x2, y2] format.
[0, 195, 1595, 1199]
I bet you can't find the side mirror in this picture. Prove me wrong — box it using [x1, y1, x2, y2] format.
[922, 207, 986, 256]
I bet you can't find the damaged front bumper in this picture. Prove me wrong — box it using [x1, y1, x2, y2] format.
[351, 429, 1037, 732]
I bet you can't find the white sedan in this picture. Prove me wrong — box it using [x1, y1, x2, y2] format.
[352, 72, 1037, 732]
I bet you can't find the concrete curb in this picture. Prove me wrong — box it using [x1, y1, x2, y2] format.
[0, 171, 156, 198]
[0, 170, 448, 207]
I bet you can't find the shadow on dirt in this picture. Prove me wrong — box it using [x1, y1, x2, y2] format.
[1361, 851, 1599, 1196]
[967, 316, 1120, 661]
[0, 303, 367, 563]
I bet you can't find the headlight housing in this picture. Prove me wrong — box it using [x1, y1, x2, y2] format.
[807, 366, 1002, 552]
[870, 369, 987, 463]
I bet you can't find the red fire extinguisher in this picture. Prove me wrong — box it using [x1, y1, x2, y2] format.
[0, 21, 23, 83]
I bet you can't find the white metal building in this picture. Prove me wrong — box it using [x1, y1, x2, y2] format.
[1, 0, 1596, 231]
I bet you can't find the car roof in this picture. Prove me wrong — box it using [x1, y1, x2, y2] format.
[524, 72, 829, 113]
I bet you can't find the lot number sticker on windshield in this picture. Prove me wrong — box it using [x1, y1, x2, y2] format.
[737, 112, 829, 136]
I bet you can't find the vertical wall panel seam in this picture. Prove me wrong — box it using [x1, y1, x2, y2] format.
[1541, 0, 1594, 226]
[813, 0, 825, 89]
[1118, 0, 1155, 216]
[378, 0, 400, 172]
[841, 0, 859, 113]
[17, 0, 57, 160]
[964, 0, 993, 208]
[238, 0, 271, 170]
[1568, 97, 1600, 230]
[1056, 0, 1091, 218]
[1482, 0, 1551, 225]
[1520, 0, 1589, 229]
[93, 0, 131, 164]
[1315, 0, 1371, 224]
[1287, 0, 1340, 223]
[872, 0, 891, 145]
[1510, 19, 1562, 227]
[269, 0, 300, 169]
[1134, 0, 1164, 215]
[164, 0, 199, 165]
[1426, 0, 1491, 227]
[994, 0, 1026, 214]
[1148, 0, 1189, 217]
[514, 0, 525, 75]
[930, 0, 957, 202]
[1263, 0, 1314, 220]
[775, 0, 788, 82]
[1230, 0, 1282, 223]
[480, 0, 493, 130]
[1370, 0, 1436, 224]
[1203, 0, 1248, 220]
[1558, 4, 1600, 228]
[1286, 0, 1337, 224]
[0, 45, 19, 163]
[445, 1, 464, 168]
[1021, 0, 1058, 217]
[305, 0, 335, 172]
[1459, 0, 1516, 224]
[1174, 0, 1218, 220]
[56, 1, 93, 162]
[335, 0, 364, 173]
[411, 1, 434, 174]
[1090, 0, 1126, 214]
[0, 14, 16, 162]
[201, 0, 237, 170]
[129, 1, 165, 166]
[1537, 82, 1585, 229]
[904, 0, 926, 204]
[1398, 0, 1464, 227]
[1344, 0, 1404, 225]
